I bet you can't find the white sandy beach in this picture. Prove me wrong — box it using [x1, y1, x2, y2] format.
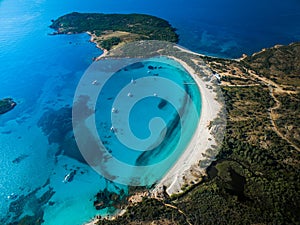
[83, 43, 223, 224]
[152, 55, 222, 196]
[87, 38, 223, 196]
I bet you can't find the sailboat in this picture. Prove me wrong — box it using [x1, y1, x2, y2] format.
[131, 78, 136, 84]
[63, 170, 76, 183]
[111, 107, 118, 113]
[110, 126, 117, 133]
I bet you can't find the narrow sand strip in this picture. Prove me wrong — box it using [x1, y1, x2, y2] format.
[152, 56, 222, 196]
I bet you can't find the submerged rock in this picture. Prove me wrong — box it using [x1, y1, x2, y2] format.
[158, 99, 167, 109]
[4, 181, 54, 225]
[12, 154, 29, 164]
[0, 98, 16, 114]
[37, 107, 72, 144]
[38, 106, 86, 163]
[93, 188, 127, 211]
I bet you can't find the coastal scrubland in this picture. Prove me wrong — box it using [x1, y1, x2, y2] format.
[50, 13, 299, 224]
[98, 43, 300, 224]
[50, 12, 178, 50]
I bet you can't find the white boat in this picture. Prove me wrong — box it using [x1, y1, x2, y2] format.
[7, 193, 18, 200]
[131, 78, 136, 84]
[127, 92, 133, 97]
[62, 171, 76, 183]
[111, 107, 118, 113]
[110, 126, 117, 133]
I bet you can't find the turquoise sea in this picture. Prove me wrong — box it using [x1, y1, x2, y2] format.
[0, 0, 300, 224]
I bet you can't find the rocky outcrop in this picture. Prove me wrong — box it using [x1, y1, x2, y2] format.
[0, 98, 16, 114]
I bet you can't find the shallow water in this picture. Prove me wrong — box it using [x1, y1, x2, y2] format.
[95, 57, 200, 165]
[0, 0, 299, 224]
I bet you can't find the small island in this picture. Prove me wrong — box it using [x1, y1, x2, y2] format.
[50, 12, 179, 51]
[0, 98, 16, 114]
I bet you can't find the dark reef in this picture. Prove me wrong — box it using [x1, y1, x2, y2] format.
[38, 107, 86, 163]
[0, 98, 16, 114]
[94, 188, 127, 211]
[3, 180, 55, 225]
[12, 154, 29, 164]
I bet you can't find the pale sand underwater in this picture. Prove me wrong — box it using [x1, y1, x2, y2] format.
[152, 55, 222, 196]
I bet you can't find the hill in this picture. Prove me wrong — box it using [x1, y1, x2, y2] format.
[97, 42, 300, 224]
[50, 12, 179, 50]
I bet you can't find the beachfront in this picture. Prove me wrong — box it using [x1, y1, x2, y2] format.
[90, 39, 224, 196]
[82, 41, 224, 224]
[152, 55, 222, 196]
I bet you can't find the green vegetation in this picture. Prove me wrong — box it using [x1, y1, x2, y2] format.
[244, 42, 300, 88]
[50, 12, 179, 50]
[100, 37, 121, 51]
[49, 13, 299, 223]
[173, 83, 299, 224]
[98, 43, 300, 224]
[275, 93, 300, 147]
[97, 198, 189, 225]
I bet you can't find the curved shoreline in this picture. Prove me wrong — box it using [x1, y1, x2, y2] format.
[83, 43, 223, 224]
[87, 31, 109, 60]
[152, 55, 222, 196]
[89, 40, 223, 196]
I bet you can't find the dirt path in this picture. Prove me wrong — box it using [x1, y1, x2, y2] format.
[247, 70, 300, 151]
[268, 87, 300, 152]
[163, 203, 193, 225]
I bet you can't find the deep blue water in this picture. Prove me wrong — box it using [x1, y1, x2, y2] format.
[0, 0, 300, 224]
